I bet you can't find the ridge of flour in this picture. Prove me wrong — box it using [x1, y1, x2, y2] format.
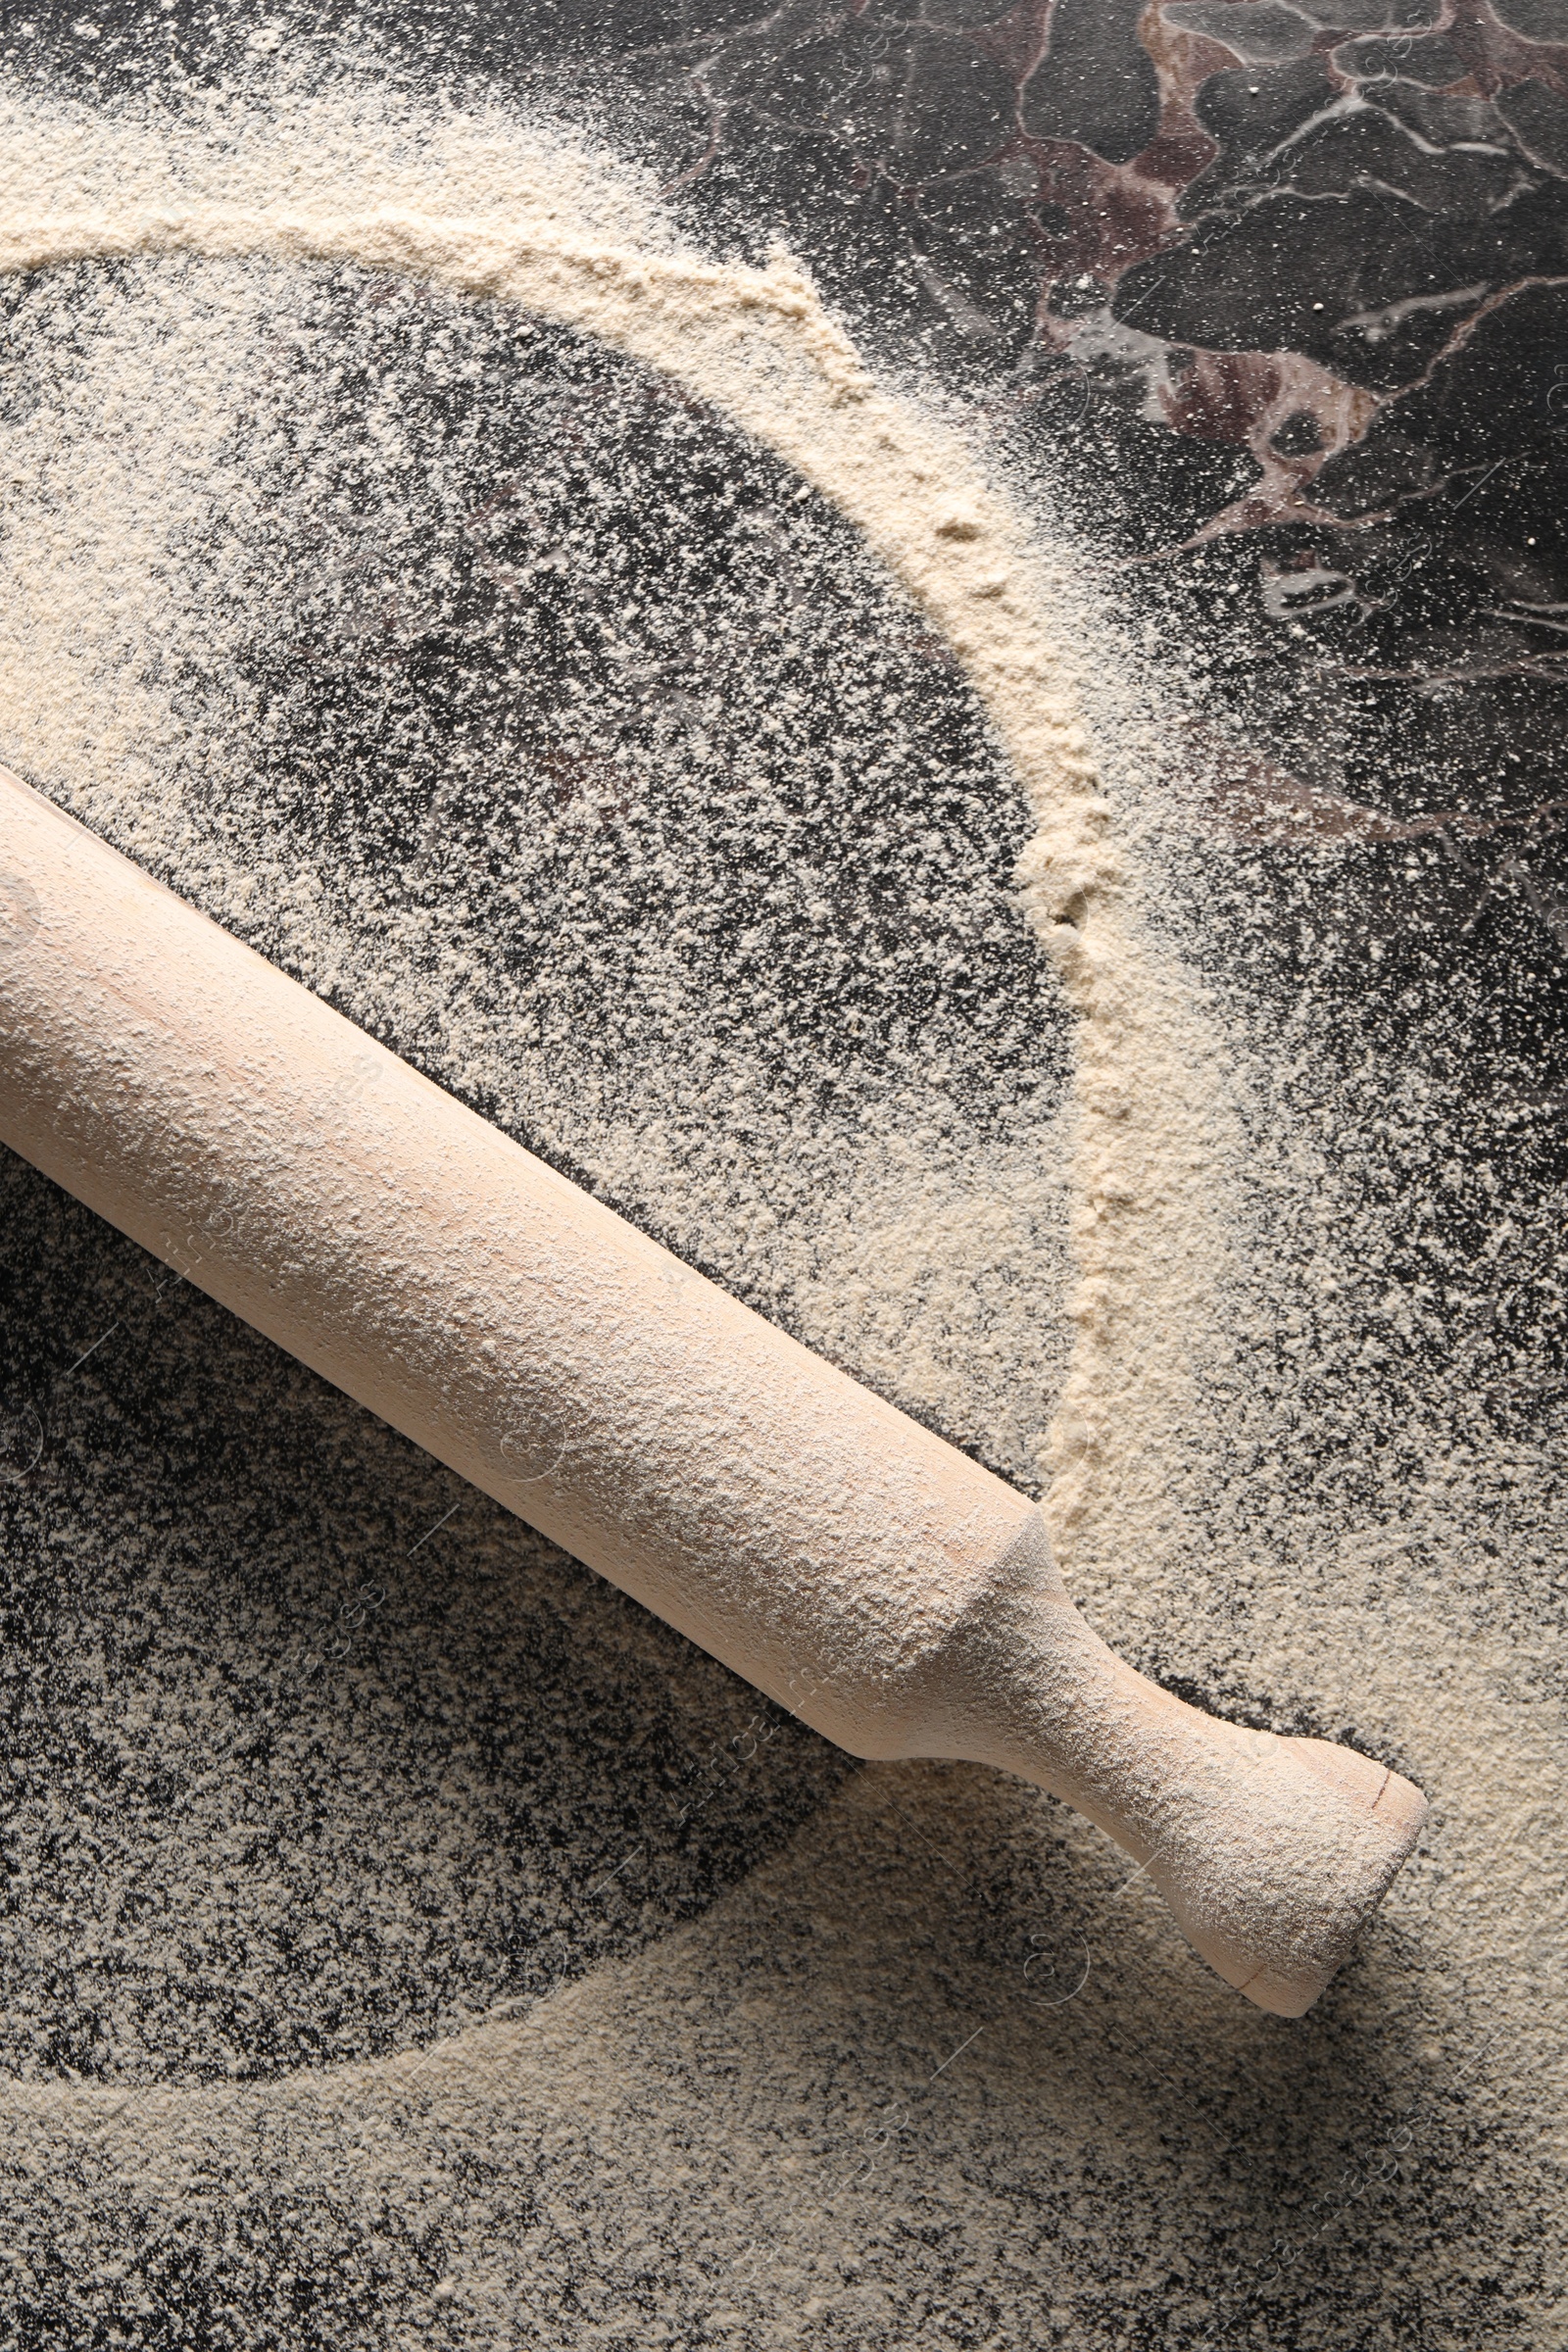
[0, 71, 1238, 1535]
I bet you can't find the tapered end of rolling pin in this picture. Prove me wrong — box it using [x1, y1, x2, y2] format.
[907, 1519, 1428, 2016]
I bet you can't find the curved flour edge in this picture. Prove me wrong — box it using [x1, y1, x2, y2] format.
[0, 194, 1234, 1549]
[0, 1633, 1558, 2131]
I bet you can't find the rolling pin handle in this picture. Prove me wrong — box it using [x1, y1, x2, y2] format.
[901, 1513, 1428, 2016]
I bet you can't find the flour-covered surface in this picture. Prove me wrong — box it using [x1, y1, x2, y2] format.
[0, 7, 1563, 2349]
[0, 238, 1078, 1491]
[0, 1152, 866, 2088]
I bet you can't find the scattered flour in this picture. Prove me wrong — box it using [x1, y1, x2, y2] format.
[0, 58, 1562, 2350]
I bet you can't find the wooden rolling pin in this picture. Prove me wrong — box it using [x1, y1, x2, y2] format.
[0, 765, 1426, 2014]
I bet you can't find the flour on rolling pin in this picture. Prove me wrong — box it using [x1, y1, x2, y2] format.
[0, 767, 1426, 2015]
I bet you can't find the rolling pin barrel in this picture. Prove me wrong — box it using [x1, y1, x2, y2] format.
[0, 767, 1426, 2014]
